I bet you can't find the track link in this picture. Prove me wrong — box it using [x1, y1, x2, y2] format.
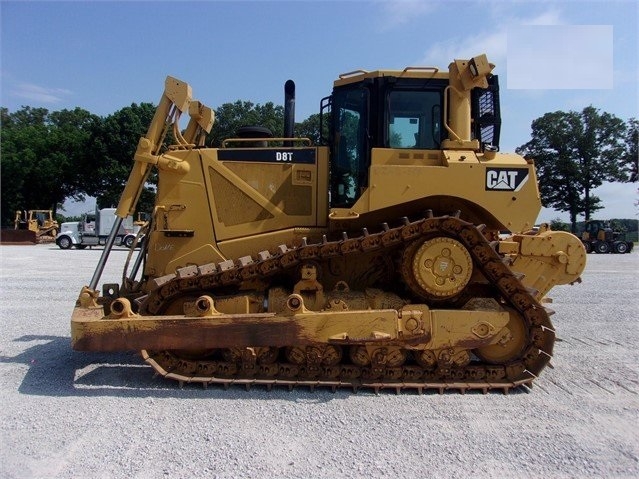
[139, 215, 555, 393]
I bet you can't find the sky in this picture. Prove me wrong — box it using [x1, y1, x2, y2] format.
[1, 0, 637, 222]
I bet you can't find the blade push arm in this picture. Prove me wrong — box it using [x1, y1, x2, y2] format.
[88, 77, 212, 291]
[115, 77, 193, 219]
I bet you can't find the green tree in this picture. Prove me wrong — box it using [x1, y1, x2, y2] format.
[549, 217, 570, 232]
[296, 113, 326, 145]
[517, 107, 633, 232]
[0, 106, 99, 227]
[207, 101, 284, 147]
[83, 103, 157, 213]
[625, 119, 638, 210]
[625, 118, 638, 182]
[48, 107, 102, 201]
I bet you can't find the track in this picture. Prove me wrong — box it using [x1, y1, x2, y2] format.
[138, 214, 556, 393]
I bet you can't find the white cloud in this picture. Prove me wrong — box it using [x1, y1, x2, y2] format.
[522, 8, 563, 26]
[377, 0, 438, 31]
[507, 25, 613, 89]
[418, 5, 564, 70]
[420, 30, 508, 70]
[12, 83, 72, 104]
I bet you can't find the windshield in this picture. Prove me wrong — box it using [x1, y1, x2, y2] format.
[330, 86, 369, 208]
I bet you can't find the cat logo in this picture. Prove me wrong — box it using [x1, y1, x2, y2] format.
[485, 168, 530, 191]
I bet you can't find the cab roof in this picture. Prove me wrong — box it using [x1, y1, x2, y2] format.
[334, 67, 450, 87]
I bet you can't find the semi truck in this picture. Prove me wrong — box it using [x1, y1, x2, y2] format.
[56, 207, 141, 249]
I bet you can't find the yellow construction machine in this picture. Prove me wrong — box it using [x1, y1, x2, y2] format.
[71, 54, 586, 393]
[14, 209, 59, 238]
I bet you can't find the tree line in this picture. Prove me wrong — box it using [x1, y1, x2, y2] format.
[517, 107, 637, 231]
[1, 101, 636, 231]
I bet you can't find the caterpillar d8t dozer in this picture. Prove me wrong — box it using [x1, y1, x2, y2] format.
[72, 54, 586, 393]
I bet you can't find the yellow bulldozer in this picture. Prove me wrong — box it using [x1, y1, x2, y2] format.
[71, 54, 586, 393]
[14, 209, 59, 239]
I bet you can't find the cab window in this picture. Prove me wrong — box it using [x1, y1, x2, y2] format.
[387, 90, 441, 149]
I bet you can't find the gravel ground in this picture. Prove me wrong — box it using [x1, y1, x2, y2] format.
[0, 244, 637, 479]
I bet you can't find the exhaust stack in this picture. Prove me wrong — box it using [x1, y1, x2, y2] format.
[284, 80, 295, 146]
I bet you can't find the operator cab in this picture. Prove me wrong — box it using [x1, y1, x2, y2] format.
[322, 70, 500, 208]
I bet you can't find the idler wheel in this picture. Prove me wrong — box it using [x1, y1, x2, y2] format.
[403, 237, 473, 301]
[474, 307, 528, 364]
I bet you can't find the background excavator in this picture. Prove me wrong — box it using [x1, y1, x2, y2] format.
[71, 54, 586, 393]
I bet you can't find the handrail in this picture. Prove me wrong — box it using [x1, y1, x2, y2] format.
[401, 66, 439, 75]
[338, 69, 369, 79]
[221, 137, 313, 148]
